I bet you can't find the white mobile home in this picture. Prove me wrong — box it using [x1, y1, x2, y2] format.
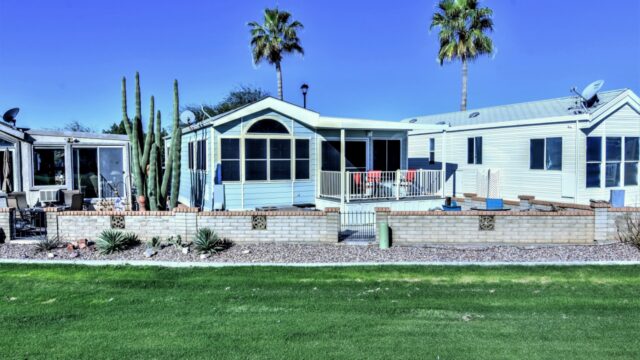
[174, 97, 443, 212]
[0, 120, 131, 207]
[406, 88, 640, 205]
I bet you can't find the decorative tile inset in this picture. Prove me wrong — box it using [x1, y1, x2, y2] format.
[252, 215, 267, 230]
[111, 215, 125, 229]
[479, 215, 495, 231]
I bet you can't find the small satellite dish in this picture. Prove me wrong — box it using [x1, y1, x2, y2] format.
[469, 111, 480, 118]
[180, 110, 196, 124]
[581, 80, 604, 101]
[408, 119, 417, 123]
[2, 108, 19, 126]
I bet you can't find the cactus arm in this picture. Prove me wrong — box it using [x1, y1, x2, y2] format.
[169, 80, 182, 209]
[147, 143, 158, 211]
[154, 110, 163, 209]
[141, 95, 155, 170]
[122, 75, 145, 208]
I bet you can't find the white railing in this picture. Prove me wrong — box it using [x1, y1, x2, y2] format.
[319, 170, 442, 202]
[320, 171, 342, 199]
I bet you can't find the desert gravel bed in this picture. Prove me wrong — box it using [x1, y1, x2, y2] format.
[1, 241, 640, 263]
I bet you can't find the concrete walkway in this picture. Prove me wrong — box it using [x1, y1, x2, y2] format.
[1, 258, 640, 268]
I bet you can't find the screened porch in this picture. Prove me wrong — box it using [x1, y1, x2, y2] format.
[318, 138, 442, 202]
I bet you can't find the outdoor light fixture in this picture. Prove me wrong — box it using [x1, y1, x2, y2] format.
[300, 83, 309, 108]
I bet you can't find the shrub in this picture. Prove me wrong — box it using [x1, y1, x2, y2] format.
[167, 235, 183, 248]
[617, 213, 640, 249]
[146, 236, 163, 250]
[194, 228, 232, 254]
[96, 230, 140, 254]
[35, 236, 61, 252]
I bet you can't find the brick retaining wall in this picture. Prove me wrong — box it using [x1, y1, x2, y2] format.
[376, 209, 595, 245]
[43, 208, 340, 244]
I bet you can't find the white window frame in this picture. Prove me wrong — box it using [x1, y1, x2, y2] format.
[429, 138, 435, 165]
[467, 137, 482, 165]
[529, 137, 562, 171]
[32, 145, 67, 188]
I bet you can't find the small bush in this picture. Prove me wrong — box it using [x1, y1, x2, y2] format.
[167, 235, 183, 248]
[146, 236, 163, 250]
[194, 228, 232, 254]
[96, 230, 140, 255]
[617, 213, 640, 249]
[35, 236, 61, 252]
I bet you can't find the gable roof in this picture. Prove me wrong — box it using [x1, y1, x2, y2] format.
[403, 89, 630, 128]
[181, 96, 435, 134]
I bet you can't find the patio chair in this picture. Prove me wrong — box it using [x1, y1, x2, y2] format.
[7, 192, 32, 233]
[352, 173, 364, 198]
[61, 190, 83, 210]
[366, 170, 382, 197]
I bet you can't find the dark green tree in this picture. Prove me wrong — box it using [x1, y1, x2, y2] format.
[183, 85, 270, 122]
[102, 121, 127, 135]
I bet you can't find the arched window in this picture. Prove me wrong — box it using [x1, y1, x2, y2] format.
[247, 119, 289, 134]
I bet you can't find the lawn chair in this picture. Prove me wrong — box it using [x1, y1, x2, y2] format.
[61, 190, 83, 210]
[366, 170, 382, 197]
[7, 192, 32, 235]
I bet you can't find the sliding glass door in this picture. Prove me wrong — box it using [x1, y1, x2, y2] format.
[321, 141, 367, 172]
[73, 147, 125, 198]
[373, 140, 401, 171]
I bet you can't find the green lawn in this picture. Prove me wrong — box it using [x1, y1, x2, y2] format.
[1, 265, 639, 359]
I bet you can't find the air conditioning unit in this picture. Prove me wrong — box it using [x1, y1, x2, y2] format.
[39, 189, 59, 204]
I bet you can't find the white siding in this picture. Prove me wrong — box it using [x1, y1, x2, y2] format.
[407, 103, 640, 205]
[577, 105, 640, 205]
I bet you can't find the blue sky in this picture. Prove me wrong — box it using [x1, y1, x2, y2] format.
[0, 0, 639, 130]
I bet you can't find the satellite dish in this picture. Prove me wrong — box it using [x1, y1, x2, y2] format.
[180, 110, 196, 124]
[581, 80, 604, 108]
[2, 108, 19, 125]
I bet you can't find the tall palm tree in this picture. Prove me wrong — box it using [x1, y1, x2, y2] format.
[431, 0, 494, 111]
[248, 8, 304, 100]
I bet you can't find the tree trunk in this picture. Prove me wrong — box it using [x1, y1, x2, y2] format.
[276, 62, 283, 100]
[460, 58, 468, 111]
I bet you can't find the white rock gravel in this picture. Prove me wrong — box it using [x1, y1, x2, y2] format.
[1, 242, 639, 264]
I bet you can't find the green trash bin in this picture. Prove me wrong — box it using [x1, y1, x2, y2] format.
[379, 221, 389, 249]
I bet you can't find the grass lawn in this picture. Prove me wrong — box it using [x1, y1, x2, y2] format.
[1, 265, 639, 359]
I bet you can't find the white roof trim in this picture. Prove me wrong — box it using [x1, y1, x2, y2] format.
[409, 113, 588, 135]
[204, 97, 432, 131]
[0, 123, 26, 140]
[586, 89, 640, 127]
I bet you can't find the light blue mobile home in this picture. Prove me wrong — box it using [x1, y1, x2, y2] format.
[175, 97, 443, 211]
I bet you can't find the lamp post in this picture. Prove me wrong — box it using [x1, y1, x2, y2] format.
[300, 83, 309, 108]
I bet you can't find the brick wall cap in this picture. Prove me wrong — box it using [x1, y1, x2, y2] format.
[590, 200, 611, 209]
[374, 207, 391, 213]
[324, 207, 340, 213]
[518, 195, 535, 201]
[172, 207, 200, 213]
[463, 193, 477, 198]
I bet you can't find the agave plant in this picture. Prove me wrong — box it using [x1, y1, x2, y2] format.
[96, 229, 139, 255]
[35, 236, 61, 252]
[194, 228, 232, 254]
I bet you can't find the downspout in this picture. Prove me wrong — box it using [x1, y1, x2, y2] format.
[240, 117, 244, 210]
[574, 119, 579, 203]
[441, 128, 447, 198]
[340, 128, 346, 211]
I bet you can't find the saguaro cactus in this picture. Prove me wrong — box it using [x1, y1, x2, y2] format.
[121, 72, 181, 210]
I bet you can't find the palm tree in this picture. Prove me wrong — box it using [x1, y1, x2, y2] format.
[248, 8, 304, 100]
[431, 0, 494, 111]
